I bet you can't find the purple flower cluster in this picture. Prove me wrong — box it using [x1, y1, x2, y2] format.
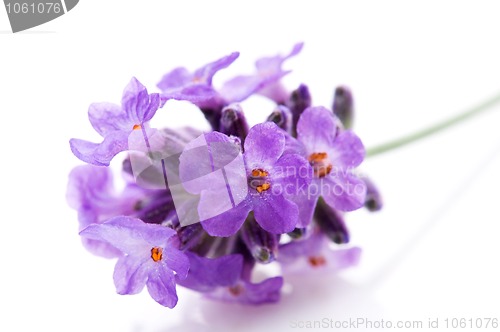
[67, 44, 382, 308]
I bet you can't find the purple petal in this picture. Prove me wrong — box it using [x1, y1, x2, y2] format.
[146, 267, 178, 308]
[79, 216, 176, 254]
[330, 130, 365, 168]
[253, 194, 297, 234]
[88, 102, 130, 136]
[220, 43, 303, 103]
[286, 194, 318, 228]
[255, 42, 303, 72]
[179, 131, 248, 220]
[164, 243, 190, 280]
[241, 277, 283, 304]
[207, 277, 283, 305]
[121, 77, 150, 123]
[69, 130, 129, 166]
[113, 255, 149, 295]
[162, 84, 224, 110]
[244, 122, 285, 169]
[323, 246, 362, 270]
[271, 153, 312, 193]
[297, 106, 338, 154]
[279, 232, 325, 263]
[176, 252, 243, 292]
[66, 165, 114, 211]
[157, 67, 192, 91]
[193, 52, 239, 85]
[219, 75, 265, 103]
[279, 232, 362, 273]
[200, 200, 252, 237]
[321, 172, 366, 211]
[82, 237, 122, 259]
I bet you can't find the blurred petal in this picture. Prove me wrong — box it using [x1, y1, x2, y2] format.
[321, 172, 366, 211]
[176, 252, 243, 292]
[113, 255, 149, 295]
[330, 130, 365, 168]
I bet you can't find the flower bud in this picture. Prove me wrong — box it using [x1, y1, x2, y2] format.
[241, 214, 279, 264]
[287, 227, 308, 240]
[219, 103, 249, 143]
[363, 177, 383, 212]
[177, 224, 205, 250]
[287, 84, 312, 134]
[314, 199, 350, 244]
[267, 105, 293, 133]
[333, 86, 354, 129]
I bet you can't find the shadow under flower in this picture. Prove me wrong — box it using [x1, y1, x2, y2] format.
[159, 273, 383, 332]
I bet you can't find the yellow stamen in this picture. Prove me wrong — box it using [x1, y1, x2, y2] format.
[133, 124, 141, 131]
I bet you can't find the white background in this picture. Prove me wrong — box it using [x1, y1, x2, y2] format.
[1, 1, 500, 331]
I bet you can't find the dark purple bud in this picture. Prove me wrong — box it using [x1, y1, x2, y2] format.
[287, 227, 308, 240]
[333, 86, 354, 129]
[287, 84, 312, 135]
[219, 104, 249, 144]
[267, 105, 293, 133]
[363, 177, 383, 212]
[241, 214, 279, 264]
[200, 107, 223, 131]
[177, 224, 205, 251]
[133, 193, 175, 225]
[314, 199, 350, 244]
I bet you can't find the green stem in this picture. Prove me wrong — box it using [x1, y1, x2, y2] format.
[366, 92, 500, 157]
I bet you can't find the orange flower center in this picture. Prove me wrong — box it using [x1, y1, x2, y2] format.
[308, 152, 333, 178]
[151, 247, 163, 262]
[249, 168, 271, 193]
[228, 284, 244, 296]
[307, 255, 327, 267]
[132, 124, 141, 131]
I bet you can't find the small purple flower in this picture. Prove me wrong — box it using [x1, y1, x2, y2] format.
[220, 43, 303, 104]
[279, 230, 361, 274]
[291, 106, 367, 227]
[178, 251, 283, 305]
[70, 77, 161, 166]
[157, 52, 239, 110]
[66, 165, 145, 258]
[80, 216, 189, 308]
[206, 276, 284, 305]
[179, 122, 311, 237]
[176, 252, 243, 292]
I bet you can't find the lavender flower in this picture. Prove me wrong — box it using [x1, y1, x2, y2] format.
[158, 52, 239, 110]
[290, 106, 367, 227]
[70, 77, 161, 166]
[68, 43, 381, 309]
[66, 165, 145, 258]
[179, 122, 311, 236]
[80, 216, 189, 308]
[279, 230, 361, 274]
[220, 43, 303, 104]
